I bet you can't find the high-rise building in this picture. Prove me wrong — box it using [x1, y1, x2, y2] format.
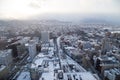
[101, 37, 111, 54]
[7, 43, 18, 59]
[17, 44, 26, 59]
[41, 31, 50, 43]
[0, 49, 13, 67]
[28, 42, 37, 61]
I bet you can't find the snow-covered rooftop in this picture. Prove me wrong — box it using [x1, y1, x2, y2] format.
[0, 65, 6, 72]
[17, 72, 31, 80]
[64, 72, 98, 80]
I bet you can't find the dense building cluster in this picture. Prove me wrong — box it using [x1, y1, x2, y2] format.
[0, 20, 120, 80]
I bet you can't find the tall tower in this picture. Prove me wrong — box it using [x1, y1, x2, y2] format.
[41, 31, 50, 43]
[101, 36, 111, 54]
[28, 42, 37, 61]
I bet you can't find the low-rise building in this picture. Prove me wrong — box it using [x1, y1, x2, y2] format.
[104, 68, 120, 80]
[95, 56, 120, 74]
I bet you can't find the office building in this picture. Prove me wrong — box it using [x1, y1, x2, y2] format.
[95, 56, 120, 74]
[101, 37, 112, 54]
[28, 42, 37, 61]
[41, 31, 50, 43]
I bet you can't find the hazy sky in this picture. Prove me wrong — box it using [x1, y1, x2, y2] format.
[0, 0, 120, 20]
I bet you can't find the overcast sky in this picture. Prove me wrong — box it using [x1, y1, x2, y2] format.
[0, 0, 120, 20]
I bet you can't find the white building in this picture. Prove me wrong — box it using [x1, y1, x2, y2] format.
[41, 31, 50, 43]
[0, 49, 13, 67]
[28, 43, 37, 61]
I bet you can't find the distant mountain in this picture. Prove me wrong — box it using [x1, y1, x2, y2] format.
[0, 15, 119, 27]
[80, 18, 111, 24]
[29, 13, 120, 25]
[77, 16, 120, 25]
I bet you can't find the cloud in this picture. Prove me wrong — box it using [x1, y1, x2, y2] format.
[0, 0, 119, 20]
[29, 0, 41, 9]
